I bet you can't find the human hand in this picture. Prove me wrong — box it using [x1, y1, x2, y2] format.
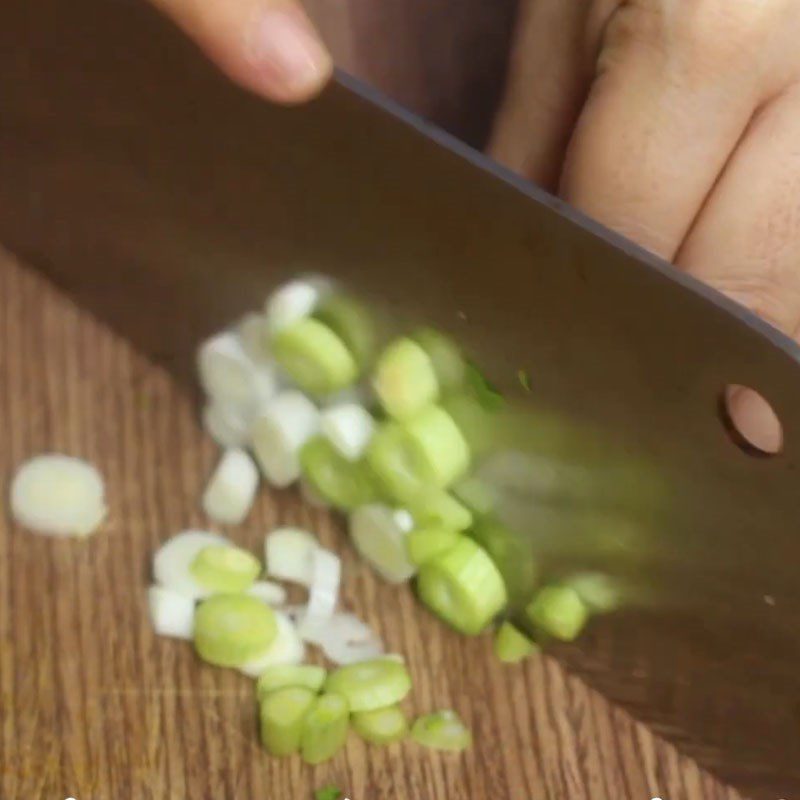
[148, 0, 332, 103]
[490, 0, 800, 453]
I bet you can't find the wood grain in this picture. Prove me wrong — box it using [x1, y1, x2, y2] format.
[0, 251, 747, 800]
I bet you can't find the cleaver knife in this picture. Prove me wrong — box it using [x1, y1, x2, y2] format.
[2, 0, 800, 796]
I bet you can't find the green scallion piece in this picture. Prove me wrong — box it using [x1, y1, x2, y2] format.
[257, 664, 327, 699]
[300, 436, 380, 511]
[403, 405, 470, 488]
[407, 486, 473, 531]
[526, 585, 589, 641]
[301, 692, 350, 765]
[324, 658, 412, 713]
[273, 318, 358, 396]
[351, 704, 408, 745]
[372, 338, 438, 420]
[366, 422, 427, 502]
[412, 328, 466, 390]
[494, 621, 539, 664]
[315, 786, 343, 800]
[314, 294, 376, 371]
[406, 525, 461, 567]
[416, 538, 507, 635]
[260, 686, 316, 756]
[194, 594, 278, 668]
[411, 710, 471, 752]
[189, 545, 261, 594]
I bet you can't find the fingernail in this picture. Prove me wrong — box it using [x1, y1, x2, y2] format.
[248, 7, 330, 99]
[726, 386, 783, 454]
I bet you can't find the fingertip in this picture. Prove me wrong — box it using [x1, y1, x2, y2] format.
[241, 6, 332, 104]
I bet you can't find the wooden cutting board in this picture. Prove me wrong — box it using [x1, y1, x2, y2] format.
[0, 2, 745, 797]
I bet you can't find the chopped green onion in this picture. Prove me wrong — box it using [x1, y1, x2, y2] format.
[314, 294, 376, 370]
[404, 405, 470, 488]
[301, 693, 350, 765]
[451, 477, 495, 516]
[407, 486, 473, 531]
[10, 454, 107, 538]
[566, 572, 624, 614]
[366, 422, 427, 502]
[264, 527, 318, 586]
[416, 538, 507, 635]
[412, 328, 466, 390]
[239, 610, 306, 677]
[300, 436, 380, 511]
[351, 704, 408, 745]
[494, 621, 538, 664]
[411, 710, 471, 752]
[257, 664, 327, 698]
[273, 318, 358, 396]
[349, 504, 417, 583]
[440, 392, 497, 457]
[372, 338, 438, 420]
[201, 448, 260, 525]
[194, 594, 278, 668]
[315, 786, 343, 800]
[265, 278, 327, 334]
[320, 402, 376, 461]
[325, 658, 412, 713]
[190, 545, 261, 594]
[526, 585, 589, 641]
[147, 585, 195, 640]
[406, 525, 461, 567]
[259, 686, 316, 756]
[153, 529, 231, 600]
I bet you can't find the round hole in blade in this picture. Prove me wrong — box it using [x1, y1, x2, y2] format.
[719, 384, 783, 457]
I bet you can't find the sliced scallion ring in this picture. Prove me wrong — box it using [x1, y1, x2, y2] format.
[153, 530, 231, 600]
[301, 692, 350, 765]
[351, 704, 408, 745]
[147, 585, 195, 640]
[201, 448, 259, 525]
[403, 405, 470, 488]
[299, 436, 380, 511]
[411, 710, 471, 752]
[314, 294, 376, 370]
[494, 621, 538, 664]
[260, 686, 316, 757]
[407, 486, 473, 531]
[416, 538, 507, 635]
[273, 318, 358, 397]
[194, 594, 278, 668]
[525, 585, 589, 642]
[372, 338, 439, 420]
[264, 527, 318, 586]
[239, 610, 306, 677]
[189, 544, 261, 594]
[349, 504, 416, 584]
[319, 403, 376, 461]
[406, 525, 461, 567]
[411, 327, 466, 391]
[10, 454, 107, 538]
[324, 658, 411, 712]
[257, 664, 327, 698]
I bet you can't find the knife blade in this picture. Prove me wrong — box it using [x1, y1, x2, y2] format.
[2, 0, 800, 795]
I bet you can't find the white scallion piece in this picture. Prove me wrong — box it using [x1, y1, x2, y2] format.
[197, 331, 276, 414]
[10, 454, 107, 537]
[202, 401, 250, 448]
[153, 529, 231, 599]
[236, 312, 271, 364]
[264, 527, 319, 586]
[349, 504, 417, 584]
[298, 548, 342, 639]
[239, 611, 306, 677]
[265, 279, 327, 335]
[201, 448, 259, 525]
[320, 403, 376, 461]
[251, 390, 319, 487]
[248, 580, 288, 607]
[302, 611, 385, 666]
[147, 585, 195, 640]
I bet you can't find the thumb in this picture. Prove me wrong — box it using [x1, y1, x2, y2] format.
[149, 0, 332, 104]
